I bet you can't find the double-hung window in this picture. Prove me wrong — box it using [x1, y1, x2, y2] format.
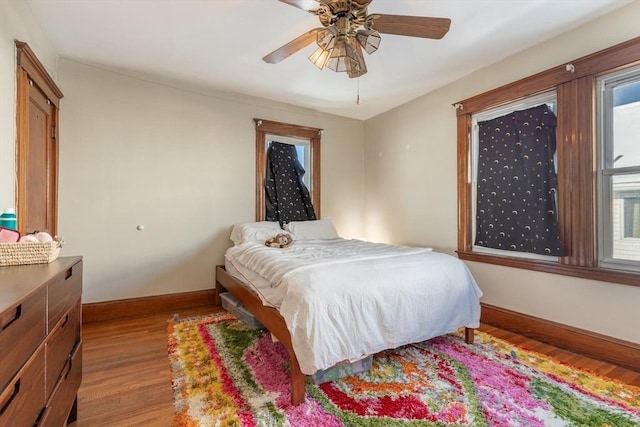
[455, 36, 640, 286]
[254, 119, 322, 222]
[598, 67, 640, 272]
[471, 92, 560, 261]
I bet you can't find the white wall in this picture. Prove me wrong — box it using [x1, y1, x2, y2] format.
[0, 0, 364, 304]
[364, 2, 640, 343]
[0, 0, 58, 211]
[57, 59, 365, 303]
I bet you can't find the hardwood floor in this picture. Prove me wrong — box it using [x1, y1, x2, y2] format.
[76, 306, 218, 427]
[76, 308, 640, 426]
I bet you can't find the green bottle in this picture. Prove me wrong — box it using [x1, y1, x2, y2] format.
[0, 208, 17, 230]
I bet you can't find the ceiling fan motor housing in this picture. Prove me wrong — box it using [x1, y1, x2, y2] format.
[319, 0, 369, 33]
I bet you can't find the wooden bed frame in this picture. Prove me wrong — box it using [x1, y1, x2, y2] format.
[215, 265, 475, 406]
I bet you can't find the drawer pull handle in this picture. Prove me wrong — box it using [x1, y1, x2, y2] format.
[61, 357, 72, 380]
[0, 379, 20, 415]
[0, 304, 22, 330]
[52, 312, 70, 335]
[65, 267, 73, 279]
[61, 313, 69, 329]
[35, 406, 49, 425]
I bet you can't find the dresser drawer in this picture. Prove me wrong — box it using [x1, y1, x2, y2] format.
[0, 343, 45, 427]
[0, 286, 46, 390]
[45, 299, 80, 400]
[39, 342, 82, 427]
[48, 261, 82, 332]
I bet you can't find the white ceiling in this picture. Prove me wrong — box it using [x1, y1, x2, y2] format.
[26, 0, 631, 120]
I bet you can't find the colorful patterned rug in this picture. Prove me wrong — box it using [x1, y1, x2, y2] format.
[167, 312, 640, 426]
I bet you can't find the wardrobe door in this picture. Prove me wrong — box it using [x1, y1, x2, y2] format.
[15, 41, 63, 236]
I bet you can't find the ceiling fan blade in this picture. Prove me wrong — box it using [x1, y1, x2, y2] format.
[278, 0, 322, 13]
[371, 15, 451, 39]
[263, 28, 322, 64]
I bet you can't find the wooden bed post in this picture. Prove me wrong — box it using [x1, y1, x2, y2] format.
[217, 265, 308, 405]
[288, 349, 306, 406]
[464, 327, 475, 344]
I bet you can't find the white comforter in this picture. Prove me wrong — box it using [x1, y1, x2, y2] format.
[225, 238, 483, 375]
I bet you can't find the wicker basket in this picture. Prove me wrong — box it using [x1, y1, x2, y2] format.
[0, 241, 61, 266]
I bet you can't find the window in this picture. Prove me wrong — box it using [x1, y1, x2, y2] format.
[471, 92, 560, 261]
[598, 67, 640, 270]
[455, 36, 640, 287]
[265, 134, 312, 189]
[254, 119, 321, 221]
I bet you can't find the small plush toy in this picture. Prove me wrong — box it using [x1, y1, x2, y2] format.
[265, 233, 293, 248]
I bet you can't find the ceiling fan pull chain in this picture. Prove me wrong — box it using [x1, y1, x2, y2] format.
[356, 76, 361, 105]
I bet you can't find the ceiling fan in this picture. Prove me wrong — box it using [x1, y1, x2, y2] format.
[263, 0, 451, 78]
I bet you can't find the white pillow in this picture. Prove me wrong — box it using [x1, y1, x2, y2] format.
[230, 221, 282, 245]
[285, 218, 339, 240]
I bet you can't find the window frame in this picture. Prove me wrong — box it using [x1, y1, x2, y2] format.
[254, 118, 321, 222]
[455, 36, 640, 287]
[597, 66, 640, 271]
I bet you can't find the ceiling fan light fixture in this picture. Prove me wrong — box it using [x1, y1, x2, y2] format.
[309, 46, 332, 69]
[316, 26, 338, 50]
[355, 28, 381, 55]
[348, 39, 367, 78]
[309, 26, 338, 70]
[326, 36, 360, 72]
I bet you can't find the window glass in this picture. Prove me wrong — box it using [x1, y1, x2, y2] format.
[611, 80, 640, 168]
[598, 67, 640, 269]
[265, 134, 311, 188]
[471, 92, 560, 260]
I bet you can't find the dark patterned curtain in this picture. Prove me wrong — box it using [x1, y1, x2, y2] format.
[265, 141, 316, 226]
[475, 104, 564, 256]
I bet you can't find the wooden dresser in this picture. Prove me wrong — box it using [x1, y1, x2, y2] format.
[0, 256, 82, 426]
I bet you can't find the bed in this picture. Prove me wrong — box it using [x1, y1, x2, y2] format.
[215, 219, 483, 405]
